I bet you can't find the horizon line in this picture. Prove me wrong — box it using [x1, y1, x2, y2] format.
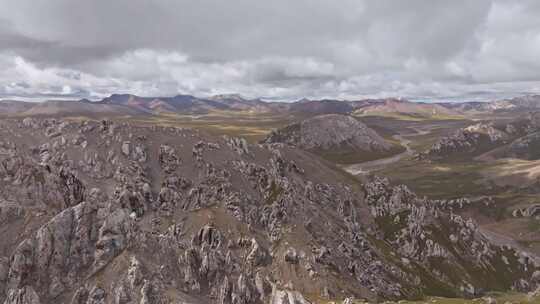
[1, 92, 539, 104]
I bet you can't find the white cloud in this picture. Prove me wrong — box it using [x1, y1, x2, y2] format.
[0, 0, 539, 101]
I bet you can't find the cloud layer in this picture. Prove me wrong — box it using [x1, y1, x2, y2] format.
[0, 0, 539, 101]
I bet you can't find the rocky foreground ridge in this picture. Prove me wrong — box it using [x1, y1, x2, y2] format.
[0, 118, 539, 304]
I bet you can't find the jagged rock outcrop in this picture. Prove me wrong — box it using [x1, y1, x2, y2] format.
[419, 122, 510, 159]
[0, 118, 538, 304]
[364, 177, 536, 296]
[419, 114, 540, 161]
[269, 287, 310, 304]
[466, 113, 540, 161]
[3, 286, 41, 304]
[513, 204, 540, 218]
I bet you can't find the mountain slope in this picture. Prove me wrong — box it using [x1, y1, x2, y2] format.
[263, 114, 392, 151]
[0, 118, 538, 304]
[208, 94, 280, 113]
[288, 99, 354, 115]
[0, 100, 35, 116]
[439, 95, 540, 115]
[480, 114, 540, 161]
[420, 112, 540, 161]
[100, 94, 232, 114]
[418, 121, 529, 161]
[20, 99, 146, 117]
[354, 98, 461, 119]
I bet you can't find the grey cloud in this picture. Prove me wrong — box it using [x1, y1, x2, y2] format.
[0, 0, 539, 101]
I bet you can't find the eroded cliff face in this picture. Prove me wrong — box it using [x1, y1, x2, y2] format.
[0, 118, 537, 304]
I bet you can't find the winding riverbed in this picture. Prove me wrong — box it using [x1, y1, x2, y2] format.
[343, 127, 429, 175]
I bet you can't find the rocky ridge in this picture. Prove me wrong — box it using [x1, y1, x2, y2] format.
[262, 114, 391, 152]
[418, 122, 516, 160]
[0, 118, 538, 304]
[421, 113, 540, 161]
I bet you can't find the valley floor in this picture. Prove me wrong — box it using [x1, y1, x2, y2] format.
[343, 116, 540, 262]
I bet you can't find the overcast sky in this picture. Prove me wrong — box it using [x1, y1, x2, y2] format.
[0, 0, 539, 102]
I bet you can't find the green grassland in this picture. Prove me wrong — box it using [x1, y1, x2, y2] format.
[120, 111, 299, 143]
[314, 292, 539, 304]
[381, 292, 540, 304]
[354, 111, 467, 122]
[406, 126, 457, 153]
[314, 143, 407, 165]
[358, 116, 472, 149]
[375, 160, 496, 199]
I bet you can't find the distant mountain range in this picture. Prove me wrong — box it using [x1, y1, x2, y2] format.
[1, 93, 540, 118]
[353, 98, 460, 118]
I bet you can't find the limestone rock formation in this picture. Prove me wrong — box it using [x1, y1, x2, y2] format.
[419, 122, 514, 160]
[0, 118, 538, 304]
